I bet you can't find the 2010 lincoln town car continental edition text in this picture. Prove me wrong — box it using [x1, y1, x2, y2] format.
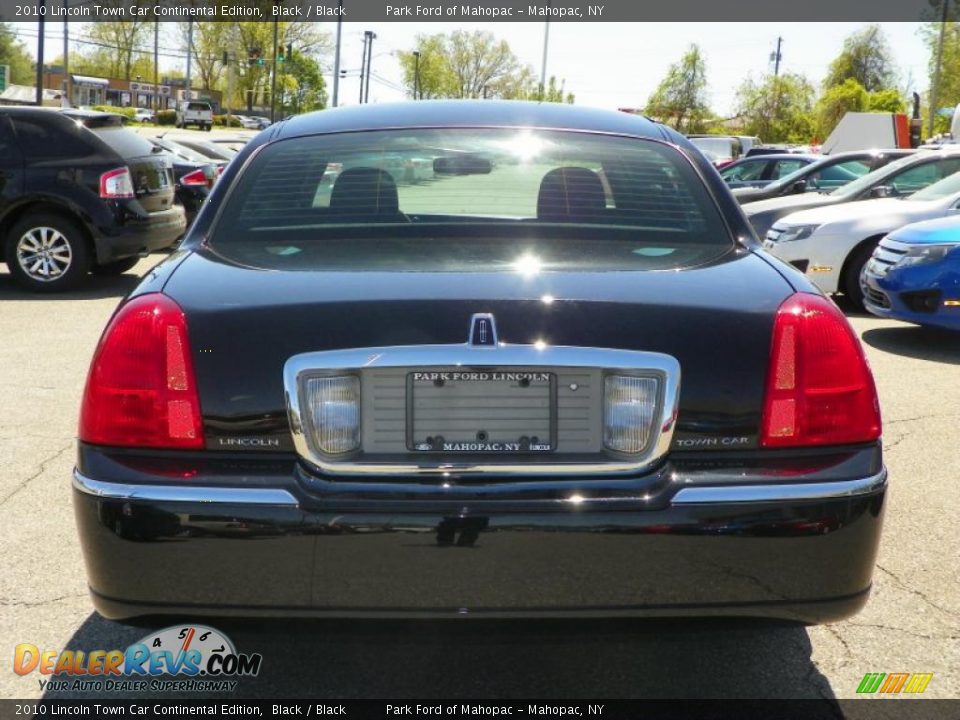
[73, 101, 886, 623]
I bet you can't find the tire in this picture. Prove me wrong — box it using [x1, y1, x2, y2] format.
[4, 213, 91, 292]
[843, 241, 879, 312]
[91, 256, 139, 276]
[204, 124, 212, 132]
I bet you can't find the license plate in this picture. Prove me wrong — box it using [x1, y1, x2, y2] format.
[407, 370, 556, 453]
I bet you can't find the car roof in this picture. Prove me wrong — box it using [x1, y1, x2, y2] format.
[276, 100, 668, 140]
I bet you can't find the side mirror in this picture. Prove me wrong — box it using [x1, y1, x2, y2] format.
[790, 179, 808, 194]
[870, 185, 894, 199]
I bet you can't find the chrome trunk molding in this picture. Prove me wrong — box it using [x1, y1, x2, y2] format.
[284, 343, 681, 478]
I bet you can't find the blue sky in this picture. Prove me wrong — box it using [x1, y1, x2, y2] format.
[13, 21, 932, 114]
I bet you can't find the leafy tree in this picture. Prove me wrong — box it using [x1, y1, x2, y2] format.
[824, 25, 897, 92]
[50, 50, 155, 83]
[278, 50, 327, 116]
[866, 88, 906, 113]
[816, 78, 868, 138]
[398, 35, 454, 99]
[179, 22, 232, 91]
[397, 31, 544, 100]
[735, 72, 816, 143]
[921, 21, 960, 134]
[0, 22, 35, 84]
[86, 19, 151, 80]
[645, 44, 711, 132]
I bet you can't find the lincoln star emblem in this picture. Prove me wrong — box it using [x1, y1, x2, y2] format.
[469, 313, 498, 346]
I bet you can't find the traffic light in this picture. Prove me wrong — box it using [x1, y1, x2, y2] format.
[278, 44, 293, 64]
[248, 47, 263, 66]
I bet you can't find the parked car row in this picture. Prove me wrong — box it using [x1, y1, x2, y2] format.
[749, 143, 960, 326]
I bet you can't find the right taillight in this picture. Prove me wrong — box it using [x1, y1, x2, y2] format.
[179, 168, 209, 187]
[99, 167, 135, 199]
[79, 294, 204, 449]
[761, 293, 881, 447]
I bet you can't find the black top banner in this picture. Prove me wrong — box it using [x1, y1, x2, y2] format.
[0, 0, 954, 23]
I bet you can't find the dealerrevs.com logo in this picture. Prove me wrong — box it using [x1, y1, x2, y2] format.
[14, 625, 262, 693]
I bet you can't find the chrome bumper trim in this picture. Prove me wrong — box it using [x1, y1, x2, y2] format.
[74, 468, 886, 508]
[72, 471, 300, 506]
[671, 469, 887, 504]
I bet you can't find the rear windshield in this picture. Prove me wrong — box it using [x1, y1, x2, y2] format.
[210, 128, 731, 271]
[187, 103, 211, 111]
[88, 125, 156, 159]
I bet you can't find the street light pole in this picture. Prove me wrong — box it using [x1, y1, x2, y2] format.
[332, 0, 343, 107]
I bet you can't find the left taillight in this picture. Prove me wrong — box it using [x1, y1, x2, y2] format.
[79, 294, 204, 449]
[99, 167, 135, 199]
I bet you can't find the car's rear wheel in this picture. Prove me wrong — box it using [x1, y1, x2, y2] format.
[843, 241, 879, 312]
[91, 257, 140, 276]
[5, 214, 91, 292]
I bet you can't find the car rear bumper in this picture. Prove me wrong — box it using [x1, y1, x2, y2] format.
[73, 463, 887, 624]
[93, 206, 187, 263]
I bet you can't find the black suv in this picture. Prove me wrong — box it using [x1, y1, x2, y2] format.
[0, 108, 186, 292]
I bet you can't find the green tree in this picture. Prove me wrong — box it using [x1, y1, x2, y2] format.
[824, 25, 897, 92]
[86, 19, 151, 80]
[397, 31, 540, 100]
[921, 21, 960, 135]
[644, 45, 711, 132]
[278, 50, 327, 116]
[866, 88, 906, 113]
[735, 72, 816, 143]
[816, 78, 868, 138]
[179, 22, 232, 91]
[0, 22, 35, 85]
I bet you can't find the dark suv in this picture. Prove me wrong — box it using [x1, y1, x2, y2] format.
[0, 108, 186, 292]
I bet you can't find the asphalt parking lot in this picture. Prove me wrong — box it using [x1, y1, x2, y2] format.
[0, 255, 957, 701]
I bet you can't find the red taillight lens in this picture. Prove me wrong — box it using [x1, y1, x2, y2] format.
[761, 293, 881, 447]
[179, 168, 209, 187]
[99, 167, 135, 199]
[79, 294, 204, 449]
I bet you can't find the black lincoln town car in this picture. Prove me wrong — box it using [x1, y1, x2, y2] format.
[74, 101, 885, 623]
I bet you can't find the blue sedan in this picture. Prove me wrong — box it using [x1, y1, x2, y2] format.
[862, 215, 960, 330]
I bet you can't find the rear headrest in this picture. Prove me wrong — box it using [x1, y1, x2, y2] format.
[329, 167, 400, 217]
[537, 167, 607, 222]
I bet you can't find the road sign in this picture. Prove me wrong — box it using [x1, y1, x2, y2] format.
[0, 65, 10, 93]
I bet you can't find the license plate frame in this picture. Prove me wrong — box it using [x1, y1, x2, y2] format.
[406, 370, 557, 454]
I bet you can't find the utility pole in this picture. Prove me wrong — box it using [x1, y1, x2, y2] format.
[413, 51, 420, 100]
[930, 0, 951, 137]
[62, 0, 70, 106]
[358, 32, 368, 103]
[270, 11, 279, 122]
[772, 36, 783, 77]
[153, 8, 159, 115]
[185, 20, 193, 102]
[539, 0, 552, 99]
[332, 0, 343, 107]
[36, 0, 45, 105]
[364, 31, 376, 104]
